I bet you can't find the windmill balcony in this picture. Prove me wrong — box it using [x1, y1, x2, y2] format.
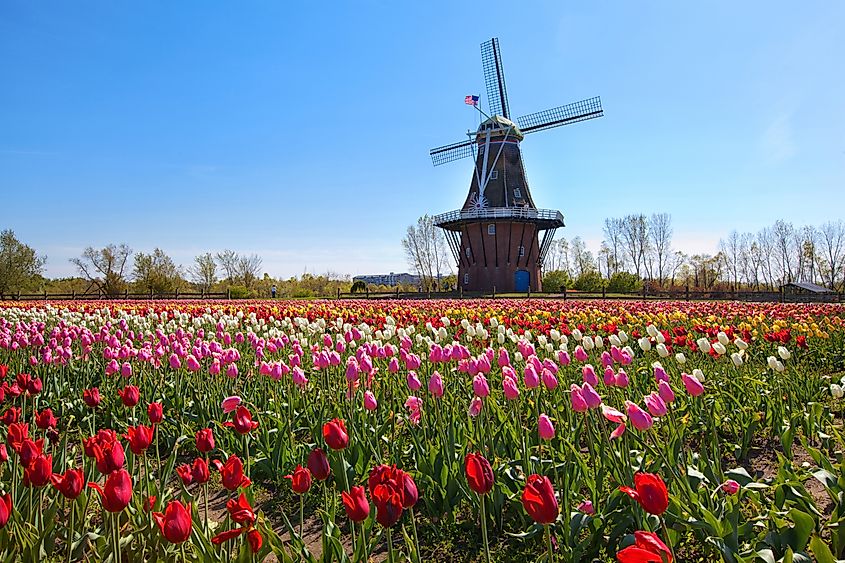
[434, 207, 564, 231]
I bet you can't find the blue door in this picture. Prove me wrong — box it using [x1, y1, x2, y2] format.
[514, 270, 530, 292]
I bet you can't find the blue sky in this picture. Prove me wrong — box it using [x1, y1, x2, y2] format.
[1, 1, 843, 279]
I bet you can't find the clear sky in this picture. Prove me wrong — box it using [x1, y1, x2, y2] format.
[1, 1, 843, 279]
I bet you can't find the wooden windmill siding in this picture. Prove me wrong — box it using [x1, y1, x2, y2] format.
[430, 38, 603, 292]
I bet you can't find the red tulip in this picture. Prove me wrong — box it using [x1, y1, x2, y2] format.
[522, 474, 559, 524]
[118, 385, 140, 407]
[17, 438, 44, 467]
[83, 387, 101, 408]
[285, 464, 312, 494]
[88, 468, 133, 512]
[35, 408, 57, 430]
[224, 406, 259, 435]
[191, 457, 210, 484]
[341, 485, 370, 522]
[372, 483, 403, 527]
[0, 493, 11, 529]
[1, 407, 20, 425]
[307, 448, 331, 481]
[195, 428, 215, 453]
[51, 468, 85, 499]
[400, 473, 418, 509]
[176, 463, 193, 486]
[27, 377, 42, 396]
[616, 531, 673, 562]
[0, 364, 7, 379]
[619, 473, 669, 516]
[226, 493, 257, 526]
[6, 422, 28, 450]
[147, 402, 163, 424]
[322, 418, 348, 450]
[125, 425, 154, 455]
[220, 455, 251, 490]
[152, 500, 193, 544]
[93, 439, 125, 475]
[0, 444, 7, 463]
[23, 453, 53, 487]
[465, 452, 494, 495]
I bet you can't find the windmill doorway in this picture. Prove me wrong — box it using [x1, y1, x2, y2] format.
[514, 270, 530, 292]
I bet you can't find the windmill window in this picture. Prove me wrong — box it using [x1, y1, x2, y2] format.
[519, 245, 525, 257]
[514, 188, 522, 199]
[463, 273, 469, 285]
[487, 224, 495, 235]
[465, 247, 471, 258]
[489, 170, 498, 180]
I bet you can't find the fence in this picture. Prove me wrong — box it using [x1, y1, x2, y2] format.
[336, 286, 843, 303]
[0, 289, 230, 301]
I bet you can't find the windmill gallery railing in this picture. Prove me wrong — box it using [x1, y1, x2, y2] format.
[433, 207, 564, 227]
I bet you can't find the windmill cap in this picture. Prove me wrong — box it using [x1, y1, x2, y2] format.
[476, 116, 524, 140]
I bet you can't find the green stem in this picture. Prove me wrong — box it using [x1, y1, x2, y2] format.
[299, 494, 304, 539]
[661, 519, 676, 562]
[480, 495, 491, 563]
[387, 526, 395, 563]
[545, 524, 553, 563]
[410, 508, 421, 563]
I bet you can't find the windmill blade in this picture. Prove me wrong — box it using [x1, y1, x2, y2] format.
[517, 96, 603, 135]
[481, 38, 510, 119]
[430, 140, 474, 166]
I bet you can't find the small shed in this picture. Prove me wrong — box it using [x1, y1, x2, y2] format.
[781, 281, 839, 303]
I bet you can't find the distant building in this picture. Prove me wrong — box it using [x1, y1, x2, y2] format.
[353, 272, 421, 287]
[781, 281, 839, 303]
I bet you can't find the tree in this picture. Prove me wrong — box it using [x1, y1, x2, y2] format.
[235, 254, 262, 289]
[188, 253, 217, 291]
[602, 218, 625, 275]
[401, 215, 452, 291]
[71, 244, 132, 296]
[648, 213, 672, 286]
[133, 248, 182, 294]
[621, 214, 649, 279]
[818, 220, 845, 290]
[569, 236, 596, 278]
[542, 270, 571, 292]
[0, 230, 46, 296]
[215, 250, 238, 283]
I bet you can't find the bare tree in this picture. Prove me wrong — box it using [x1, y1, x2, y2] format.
[215, 250, 238, 282]
[621, 214, 649, 279]
[569, 236, 595, 277]
[648, 213, 672, 286]
[0, 229, 46, 296]
[602, 218, 625, 275]
[772, 220, 797, 284]
[402, 215, 451, 290]
[719, 230, 742, 290]
[189, 253, 218, 291]
[818, 220, 845, 290]
[71, 244, 132, 296]
[235, 254, 262, 289]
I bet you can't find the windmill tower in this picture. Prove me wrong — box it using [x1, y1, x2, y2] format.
[431, 38, 603, 292]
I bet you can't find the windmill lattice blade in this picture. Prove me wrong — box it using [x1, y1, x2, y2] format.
[481, 38, 510, 119]
[430, 140, 474, 166]
[517, 96, 603, 134]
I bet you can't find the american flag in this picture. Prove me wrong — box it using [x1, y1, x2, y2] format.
[465, 95, 479, 106]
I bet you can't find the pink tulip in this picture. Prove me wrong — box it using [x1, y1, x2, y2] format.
[292, 366, 308, 388]
[681, 372, 705, 397]
[658, 380, 675, 403]
[524, 365, 540, 389]
[643, 392, 668, 418]
[614, 369, 629, 388]
[185, 355, 200, 372]
[721, 479, 740, 495]
[601, 405, 626, 424]
[364, 391, 378, 411]
[468, 397, 483, 418]
[503, 377, 520, 400]
[428, 371, 444, 398]
[653, 364, 669, 383]
[574, 346, 588, 362]
[582, 364, 598, 387]
[221, 396, 241, 413]
[557, 350, 571, 366]
[603, 367, 616, 386]
[538, 414, 555, 441]
[625, 400, 654, 431]
[407, 371, 422, 391]
[225, 363, 238, 378]
[570, 384, 588, 413]
[541, 369, 558, 391]
[168, 353, 181, 370]
[120, 362, 132, 378]
[502, 365, 517, 381]
[577, 500, 594, 514]
[388, 357, 399, 374]
[345, 359, 359, 382]
[209, 359, 221, 376]
[472, 374, 490, 398]
[497, 347, 510, 367]
[610, 422, 626, 440]
[581, 382, 602, 409]
[601, 350, 613, 368]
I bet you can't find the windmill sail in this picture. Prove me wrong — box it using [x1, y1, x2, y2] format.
[516, 97, 603, 134]
[481, 38, 510, 119]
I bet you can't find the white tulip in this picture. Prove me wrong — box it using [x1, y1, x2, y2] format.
[497, 333, 505, 345]
[717, 331, 729, 346]
[546, 343, 554, 353]
[656, 332, 666, 344]
[734, 338, 748, 350]
[646, 324, 659, 338]
[609, 334, 621, 347]
[712, 342, 727, 355]
[594, 335, 604, 349]
[550, 329, 560, 342]
[638, 337, 652, 352]
[777, 346, 791, 360]
[697, 337, 711, 354]
[489, 317, 498, 328]
[775, 360, 785, 372]
[619, 331, 629, 344]
[582, 336, 594, 351]
[572, 329, 583, 341]
[693, 368, 705, 382]
[731, 352, 743, 366]
[656, 343, 670, 358]
[767, 356, 778, 370]
[515, 352, 524, 363]
[675, 352, 687, 364]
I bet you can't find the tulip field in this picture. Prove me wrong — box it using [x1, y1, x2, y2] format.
[1, 299, 845, 562]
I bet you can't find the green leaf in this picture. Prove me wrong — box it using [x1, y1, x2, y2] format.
[787, 508, 815, 552]
[809, 535, 836, 563]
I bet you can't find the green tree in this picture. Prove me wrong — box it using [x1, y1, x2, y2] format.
[542, 270, 571, 292]
[133, 248, 182, 294]
[574, 270, 604, 292]
[188, 253, 217, 291]
[607, 271, 642, 293]
[0, 229, 46, 296]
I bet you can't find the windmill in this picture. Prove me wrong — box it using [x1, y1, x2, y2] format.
[431, 37, 603, 293]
